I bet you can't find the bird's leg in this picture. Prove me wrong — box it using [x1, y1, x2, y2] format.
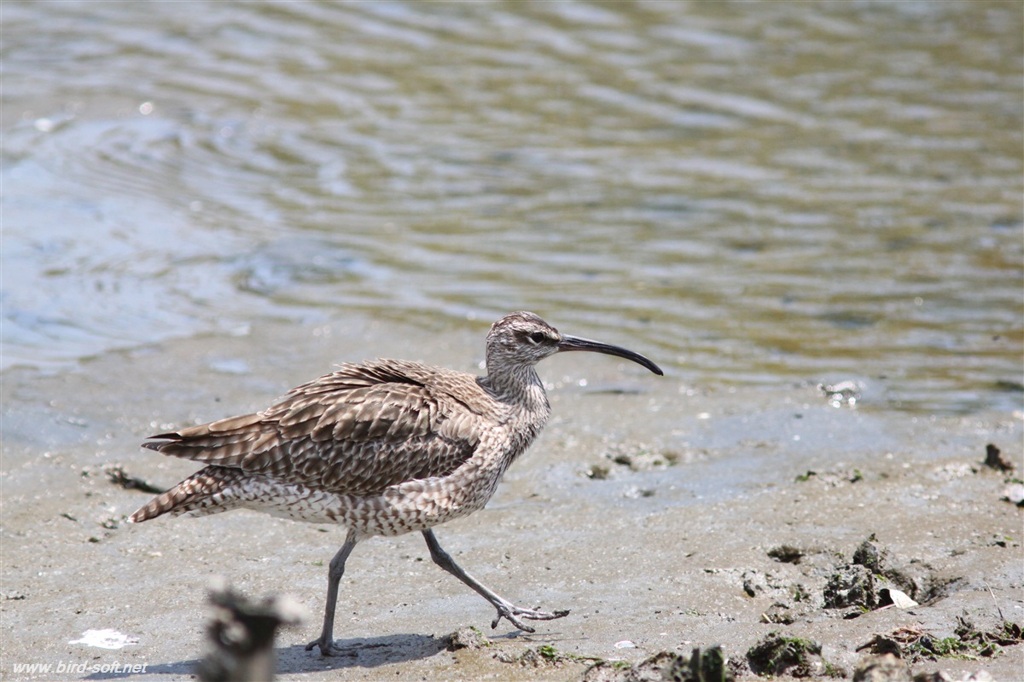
[306, 530, 359, 656]
[422, 529, 569, 632]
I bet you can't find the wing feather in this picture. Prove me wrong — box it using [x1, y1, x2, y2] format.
[142, 360, 482, 496]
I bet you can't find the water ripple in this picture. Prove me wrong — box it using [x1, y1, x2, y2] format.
[2, 0, 1020, 413]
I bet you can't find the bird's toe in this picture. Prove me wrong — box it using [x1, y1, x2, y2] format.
[517, 606, 570, 621]
[306, 638, 351, 657]
[492, 603, 569, 631]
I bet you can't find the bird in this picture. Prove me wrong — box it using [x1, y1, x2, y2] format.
[128, 311, 663, 656]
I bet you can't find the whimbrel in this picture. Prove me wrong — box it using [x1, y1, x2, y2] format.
[129, 312, 662, 656]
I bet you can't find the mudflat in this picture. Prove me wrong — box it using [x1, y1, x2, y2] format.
[2, 320, 1021, 680]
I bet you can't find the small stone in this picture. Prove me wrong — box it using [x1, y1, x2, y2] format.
[853, 538, 887, 573]
[852, 653, 912, 681]
[767, 545, 803, 564]
[446, 626, 490, 651]
[983, 443, 1014, 472]
[824, 564, 876, 609]
[747, 632, 823, 677]
[1001, 483, 1024, 506]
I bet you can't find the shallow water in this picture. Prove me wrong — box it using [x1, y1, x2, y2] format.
[3, 0, 1022, 414]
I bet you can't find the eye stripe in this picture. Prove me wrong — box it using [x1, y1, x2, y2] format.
[516, 329, 554, 345]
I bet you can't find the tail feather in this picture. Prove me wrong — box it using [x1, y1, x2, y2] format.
[141, 413, 271, 467]
[128, 466, 242, 523]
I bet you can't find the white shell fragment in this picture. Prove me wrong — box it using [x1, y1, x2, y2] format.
[70, 629, 140, 650]
[880, 588, 919, 609]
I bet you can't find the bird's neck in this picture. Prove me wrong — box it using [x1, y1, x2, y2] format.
[480, 364, 552, 476]
[482, 363, 548, 410]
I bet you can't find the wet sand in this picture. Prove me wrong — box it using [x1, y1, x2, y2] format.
[2, 318, 1021, 680]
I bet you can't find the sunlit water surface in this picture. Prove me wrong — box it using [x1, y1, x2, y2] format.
[3, 1, 1022, 414]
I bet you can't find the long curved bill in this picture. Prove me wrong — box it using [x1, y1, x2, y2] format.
[557, 335, 664, 376]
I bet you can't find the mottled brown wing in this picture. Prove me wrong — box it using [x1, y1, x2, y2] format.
[143, 362, 481, 496]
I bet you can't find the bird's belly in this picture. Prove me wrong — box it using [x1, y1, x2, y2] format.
[232, 469, 501, 538]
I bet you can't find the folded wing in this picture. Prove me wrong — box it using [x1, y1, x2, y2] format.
[143, 361, 481, 496]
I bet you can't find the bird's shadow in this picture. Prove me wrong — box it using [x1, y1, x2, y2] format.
[276, 632, 450, 673]
[83, 633, 452, 679]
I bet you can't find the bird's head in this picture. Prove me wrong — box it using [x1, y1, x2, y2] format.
[485, 312, 663, 377]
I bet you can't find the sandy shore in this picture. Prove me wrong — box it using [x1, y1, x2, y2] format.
[2, 319, 1021, 680]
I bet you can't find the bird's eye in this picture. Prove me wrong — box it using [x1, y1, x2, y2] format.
[529, 332, 546, 344]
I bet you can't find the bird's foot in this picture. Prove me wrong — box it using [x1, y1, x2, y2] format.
[305, 636, 353, 657]
[490, 603, 570, 632]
